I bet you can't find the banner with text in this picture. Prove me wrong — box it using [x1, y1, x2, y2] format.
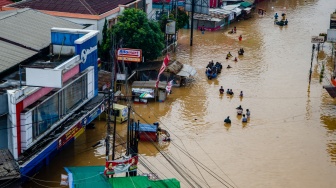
[104, 155, 138, 176]
[117, 48, 142, 62]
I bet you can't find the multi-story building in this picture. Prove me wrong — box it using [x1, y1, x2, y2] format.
[0, 9, 105, 180]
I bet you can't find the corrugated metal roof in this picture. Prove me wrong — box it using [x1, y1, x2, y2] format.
[0, 40, 37, 72]
[0, 149, 20, 180]
[0, 8, 83, 51]
[9, 0, 135, 15]
[132, 81, 167, 90]
[176, 64, 197, 77]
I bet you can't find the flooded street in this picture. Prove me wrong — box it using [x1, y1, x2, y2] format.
[24, 0, 336, 187]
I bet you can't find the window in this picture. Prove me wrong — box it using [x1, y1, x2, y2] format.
[32, 94, 59, 138]
[31, 73, 88, 140]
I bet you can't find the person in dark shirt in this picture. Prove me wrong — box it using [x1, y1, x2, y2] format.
[219, 86, 224, 94]
[224, 116, 231, 123]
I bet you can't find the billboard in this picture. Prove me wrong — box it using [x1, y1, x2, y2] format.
[185, 0, 210, 15]
[327, 29, 336, 42]
[117, 48, 142, 62]
[104, 155, 138, 176]
[166, 21, 176, 34]
[26, 68, 63, 88]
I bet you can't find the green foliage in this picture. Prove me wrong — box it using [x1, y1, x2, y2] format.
[158, 14, 169, 33]
[320, 64, 325, 82]
[111, 8, 164, 61]
[172, 8, 189, 30]
[98, 19, 111, 61]
[158, 9, 189, 33]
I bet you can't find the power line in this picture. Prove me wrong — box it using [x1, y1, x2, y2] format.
[132, 108, 233, 187]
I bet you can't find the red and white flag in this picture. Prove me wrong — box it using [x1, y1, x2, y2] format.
[155, 55, 170, 88]
[166, 80, 173, 95]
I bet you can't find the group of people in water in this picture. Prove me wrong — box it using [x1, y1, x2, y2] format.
[228, 26, 237, 34]
[220, 88, 250, 124]
[238, 48, 244, 55]
[219, 87, 243, 97]
[205, 60, 223, 79]
[274, 12, 288, 26]
[224, 105, 251, 124]
[226, 48, 244, 64]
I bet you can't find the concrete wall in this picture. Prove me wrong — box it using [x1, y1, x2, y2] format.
[0, 93, 8, 115]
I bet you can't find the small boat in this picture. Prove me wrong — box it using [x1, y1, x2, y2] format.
[205, 70, 217, 80]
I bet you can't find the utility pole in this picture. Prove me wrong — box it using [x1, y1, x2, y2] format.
[333, 43, 336, 78]
[190, 0, 195, 46]
[309, 44, 315, 84]
[174, 0, 178, 52]
[106, 38, 116, 161]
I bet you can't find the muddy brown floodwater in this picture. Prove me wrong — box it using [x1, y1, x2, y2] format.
[23, 0, 336, 187]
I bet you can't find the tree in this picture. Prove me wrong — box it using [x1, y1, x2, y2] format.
[98, 19, 111, 62]
[172, 8, 189, 30]
[111, 8, 164, 61]
[158, 9, 189, 33]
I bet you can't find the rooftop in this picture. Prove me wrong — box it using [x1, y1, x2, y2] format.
[8, 0, 136, 15]
[0, 149, 20, 181]
[0, 0, 12, 10]
[0, 55, 74, 91]
[0, 8, 83, 77]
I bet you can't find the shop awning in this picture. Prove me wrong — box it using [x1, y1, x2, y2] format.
[176, 64, 197, 77]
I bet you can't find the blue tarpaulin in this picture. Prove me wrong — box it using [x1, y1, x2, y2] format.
[132, 123, 158, 132]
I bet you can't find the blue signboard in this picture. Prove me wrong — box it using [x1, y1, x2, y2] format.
[51, 29, 99, 96]
[51, 32, 85, 46]
[75, 36, 98, 96]
[81, 103, 104, 127]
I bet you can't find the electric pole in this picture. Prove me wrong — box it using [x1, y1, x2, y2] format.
[190, 0, 195, 46]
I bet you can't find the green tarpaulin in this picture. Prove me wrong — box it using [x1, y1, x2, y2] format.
[65, 166, 180, 188]
[240, 2, 252, 8]
[109, 176, 180, 188]
[65, 166, 110, 188]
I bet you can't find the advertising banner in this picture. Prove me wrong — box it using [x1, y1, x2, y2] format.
[117, 48, 142, 62]
[57, 123, 83, 149]
[132, 88, 155, 98]
[104, 155, 138, 176]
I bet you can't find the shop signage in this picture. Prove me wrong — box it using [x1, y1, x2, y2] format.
[327, 29, 336, 42]
[57, 123, 83, 149]
[311, 36, 325, 43]
[117, 48, 142, 62]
